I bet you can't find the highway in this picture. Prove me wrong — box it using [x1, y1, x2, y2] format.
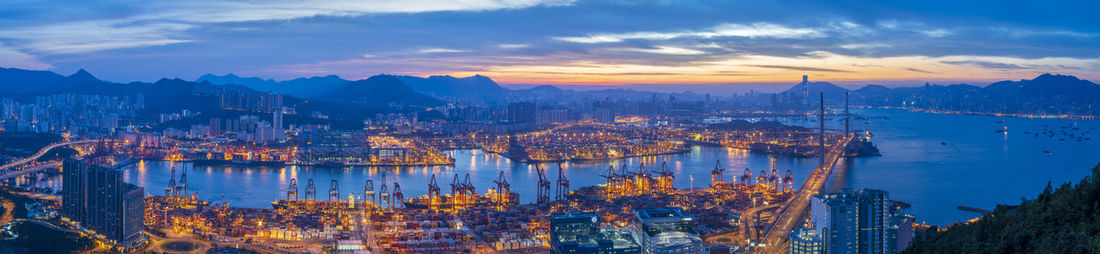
[0, 139, 98, 172]
[756, 135, 854, 253]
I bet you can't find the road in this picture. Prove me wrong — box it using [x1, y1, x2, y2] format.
[756, 135, 853, 253]
[740, 203, 781, 243]
[0, 139, 98, 172]
[0, 161, 61, 181]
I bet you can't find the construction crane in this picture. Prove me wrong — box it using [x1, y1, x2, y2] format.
[287, 178, 299, 200]
[555, 163, 570, 201]
[536, 165, 551, 204]
[304, 178, 317, 201]
[329, 179, 340, 201]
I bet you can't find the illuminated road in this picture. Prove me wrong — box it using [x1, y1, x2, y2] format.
[0, 161, 61, 181]
[0, 139, 98, 172]
[756, 135, 853, 253]
[740, 203, 780, 246]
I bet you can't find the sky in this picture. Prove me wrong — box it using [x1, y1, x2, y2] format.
[1, 0, 1098, 89]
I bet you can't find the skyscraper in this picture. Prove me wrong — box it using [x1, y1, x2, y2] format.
[61, 158, 145, 250]
[810, 188, 912, 254]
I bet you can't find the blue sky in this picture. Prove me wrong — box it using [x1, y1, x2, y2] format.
[1, 0, 1098, 88]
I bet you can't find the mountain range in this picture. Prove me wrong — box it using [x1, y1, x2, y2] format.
[774, 73, 1100, 115]
[2, 67, 1098, 116]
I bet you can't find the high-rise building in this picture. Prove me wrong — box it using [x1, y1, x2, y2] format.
[507, 101, 537, 123]
[811, 188, 913, 254]
[550, 212, 641, 254]
[789, 227, 824, 254]
[61, 158, 145, 250]
[629, 207, 703, 254]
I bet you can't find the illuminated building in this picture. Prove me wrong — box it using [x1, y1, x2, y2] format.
[550, 212, 641, 254]
[61, 158, 145, 250]
[629, 208, 702, 254]
[811, 188, 913, 254]
[789, 227, 824, 254]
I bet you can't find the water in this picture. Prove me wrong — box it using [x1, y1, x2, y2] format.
[783, 108, 1100, 225]
[116, 108, 1100, 226]
[122, 147, 818, 209]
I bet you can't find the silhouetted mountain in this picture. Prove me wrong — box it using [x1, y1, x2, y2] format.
[781, 81, 849, 98]
[848, 74, 1100, 115]
[395, 74, 507, 100]
[325, 75, 442, 106]
[197, 73, 349, 98]
[0, 68, 88, 100]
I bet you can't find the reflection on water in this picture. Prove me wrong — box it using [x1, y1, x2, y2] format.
[119, 147, 817, 209]
[784, 108, 1100, 225]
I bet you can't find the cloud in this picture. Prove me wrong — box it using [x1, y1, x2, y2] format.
[0, 44, 52, 70]
[746, 65, 852, 73]
[905, 68, 933, 74]
[941, 60, 1025, 69]
[418, 48, 471, 54]
[0, 0, 574, 54]
[497, 44, 531, 49]
[619, 46, 706, 55]
[1, 21, 194, 54]
[554, 22, 825, 43]
[921, 29, 952, 38]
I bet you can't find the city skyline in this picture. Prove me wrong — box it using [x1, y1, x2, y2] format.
[2, 0, 1098, 87]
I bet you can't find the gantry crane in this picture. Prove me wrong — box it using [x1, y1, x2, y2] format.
[287, 178, 299, 200]
[364, 179, 375, 206]
[711, 160, 726, 188]
[427, 174, 442, 210]
[329, 179, 340, 201]
[304, 178, 317, 201]
[536, 165, 551, 204]
[555, 163, 570, 201]
[392, 182, 405, 209]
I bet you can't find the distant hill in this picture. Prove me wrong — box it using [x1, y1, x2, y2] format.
[324, 75, 442, 106]
[768, 74, 1100, 115]
[904, 164, 1100, 253]
[395, 74, 508, 100]
[197, 73, 349, 98]
[781, 81, 849, 98]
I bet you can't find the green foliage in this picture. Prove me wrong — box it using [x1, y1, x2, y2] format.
[904, 164, 1100, 254]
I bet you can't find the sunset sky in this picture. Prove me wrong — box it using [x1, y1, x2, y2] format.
[1, 0, 1098, 87]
